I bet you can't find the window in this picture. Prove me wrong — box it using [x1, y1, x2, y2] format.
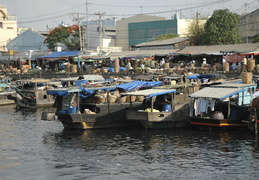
[0, 22, 3, 28]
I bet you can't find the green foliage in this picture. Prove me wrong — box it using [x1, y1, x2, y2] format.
[201, 9, 241, 45]
[252, 34, 259, 43]
[187, 20, 205, 45]
[155, 34, 179, 40]
[45, 25, 82, 51]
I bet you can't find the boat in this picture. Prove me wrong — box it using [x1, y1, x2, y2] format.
[45, 80, 163, 130]
[12, 79, 60, 108]
[0, 76, 16, 106]
[188, 82, 257, 129]
[247, 91, 259, 134]
[122, 88, 190, 129]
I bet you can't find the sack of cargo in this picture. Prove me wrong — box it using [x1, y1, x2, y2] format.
[116, 96, 127, 103]
[242, 72, 252, 84]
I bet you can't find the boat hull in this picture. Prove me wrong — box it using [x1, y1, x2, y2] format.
[190, 117, 246, 128]
[58, 103, 143, 130]
[126, 110, 190, 129]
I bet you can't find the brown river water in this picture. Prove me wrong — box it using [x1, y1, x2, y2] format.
[0, 105, 259, 180]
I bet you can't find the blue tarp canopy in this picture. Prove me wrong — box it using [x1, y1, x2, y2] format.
[36, 51, 79, 59]
[116, 81, 162, 91]
[121, 89, 176, 98]
[47, 86, 116, 98]
[187, 74, 216, 79]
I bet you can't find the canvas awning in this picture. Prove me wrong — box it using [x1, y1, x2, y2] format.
[121, 88, 176, 98]
[189, 87, 245, 100]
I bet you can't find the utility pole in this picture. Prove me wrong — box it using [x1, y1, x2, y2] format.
[85, 0, 89, 50]
[72, 13, 84, 50]
[95, 11, 105, 55]
[244, 3, 248, 44]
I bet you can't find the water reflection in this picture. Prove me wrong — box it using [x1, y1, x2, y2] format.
[1, 106, 259, 179]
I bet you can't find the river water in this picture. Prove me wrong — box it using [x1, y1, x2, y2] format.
[0, 105, 259, 180]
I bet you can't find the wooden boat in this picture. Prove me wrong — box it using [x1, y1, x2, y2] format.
[122, 88, 189, 129]
[12, 79, 60, 108]
[247, 92, 259, 134]
[188, 83, 257, 129]
[46, 80, 163, 130]
[0, 76, 16, 105]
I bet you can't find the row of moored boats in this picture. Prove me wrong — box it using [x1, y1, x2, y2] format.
[1, 73, 259, 134]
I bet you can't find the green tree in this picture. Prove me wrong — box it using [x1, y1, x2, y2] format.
[201, 9, 241, 45]
[155, 34, 179, 40]
[45, 25, 82, 51]
[187, 20, 205, 45]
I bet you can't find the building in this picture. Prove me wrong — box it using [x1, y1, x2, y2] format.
[239, 9, 259, 43]
[82, 18, 118, 54]
[0, 5, 17, 52]
[128, 13, 206, 50]
[6, 28, 49, 52]
[116, 14, 166, 51]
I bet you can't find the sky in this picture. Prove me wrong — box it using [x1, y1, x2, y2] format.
[2, 0, 259, 31]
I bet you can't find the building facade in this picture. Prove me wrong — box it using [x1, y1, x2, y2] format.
[0, 5, 17, 52]
[116, 14, 166, 51]
[239, 9, 259, 43]
[128, 16, 206, 50]
[83, 18, 117, 54]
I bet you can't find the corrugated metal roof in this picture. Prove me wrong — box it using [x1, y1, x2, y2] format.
[136, 37, 189, 47]
[175, 43, 259, 55]
[122, 89, 176, 97]
[212, 83, 256, 88]
[189, 87, 245, 100]
[82, 75, 105, 82]
[108, 49, 178, 58]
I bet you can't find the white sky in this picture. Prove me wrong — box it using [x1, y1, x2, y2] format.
[2, 0, 258, 31]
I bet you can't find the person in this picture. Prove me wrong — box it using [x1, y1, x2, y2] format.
[160, 58, 165, 68]
[140, 63, 145, 72]
[242, 56, 247, 65]
[222, 56, 226, 64]
[125, 61, 132, 70]
[125, 61, 134, 73]
[202, 58, 207, 67]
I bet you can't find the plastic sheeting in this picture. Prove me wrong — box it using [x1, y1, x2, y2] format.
[116, 81, 162, 91]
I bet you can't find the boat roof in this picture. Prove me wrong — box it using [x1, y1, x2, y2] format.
[121, 88, 176, 98]
[59, 77, 80, 81]
[47, 86, 116, 97]
[17, 79, 53, 83]
[116, 80, 162, 91]
[82, 75, 105, 82]
[189, 87, 245, 100]
[212, 83, 256, 88]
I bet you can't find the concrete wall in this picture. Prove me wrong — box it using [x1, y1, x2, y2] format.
[0, 5, 17, 52]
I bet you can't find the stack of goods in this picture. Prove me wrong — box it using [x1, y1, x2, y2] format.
[108, 93, 117, 103]
[247, 59, 255, 72]
[65, 64, 71, 72]
[70, 64, 77, 73]
[126, 95, 136, 102]
[114, 59, 120, 73]
[223, 62, 229, 71]
[164, 62, 170, 68]
[242, 72, 252, 84]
